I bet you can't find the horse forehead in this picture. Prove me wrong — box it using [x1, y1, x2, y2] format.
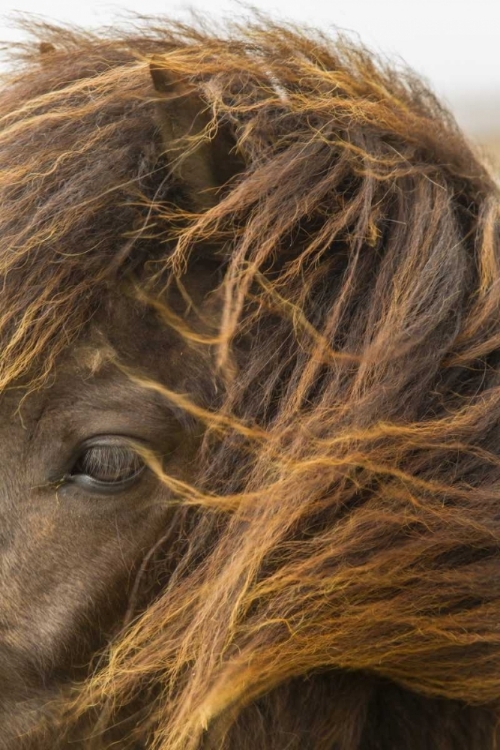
[68, 296, 183, 376]
[0, 329, 165, 440]
[72, 337, 117, 376]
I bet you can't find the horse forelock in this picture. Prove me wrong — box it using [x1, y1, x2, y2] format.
[0, 14, 494, 392]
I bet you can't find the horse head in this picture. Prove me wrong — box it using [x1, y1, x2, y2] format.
[0, 16, 499, 750]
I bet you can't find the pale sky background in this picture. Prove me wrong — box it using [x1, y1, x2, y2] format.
[0, 0, 498, 137]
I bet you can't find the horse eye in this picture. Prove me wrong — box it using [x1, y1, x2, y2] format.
[69, 439, 145, 492]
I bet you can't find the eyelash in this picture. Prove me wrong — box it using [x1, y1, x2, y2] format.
[65, 436, 146, 494]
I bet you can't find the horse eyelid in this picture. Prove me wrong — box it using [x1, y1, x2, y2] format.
[62, 435, 149, 494]
[65, 464, 146, 495]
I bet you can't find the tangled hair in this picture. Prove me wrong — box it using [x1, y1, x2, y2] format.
[2, 12, 500, 749]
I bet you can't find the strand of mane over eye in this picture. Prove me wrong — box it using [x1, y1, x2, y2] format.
[1, 12, 500, 750]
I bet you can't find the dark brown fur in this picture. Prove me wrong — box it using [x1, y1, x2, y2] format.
[0, 13, 499, 750]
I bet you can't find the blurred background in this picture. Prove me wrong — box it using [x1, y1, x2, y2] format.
[1, 0, 499, 170]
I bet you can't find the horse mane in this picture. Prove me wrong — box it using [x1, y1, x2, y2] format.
[2, 14, 500, 749]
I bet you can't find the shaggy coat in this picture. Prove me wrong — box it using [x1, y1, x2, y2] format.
[0, 14, 500, 750]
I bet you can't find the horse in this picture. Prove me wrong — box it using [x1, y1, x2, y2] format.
[1, 13, 500, 750]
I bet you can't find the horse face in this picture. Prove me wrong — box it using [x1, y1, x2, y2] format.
[0, 54, 237, 744]
[0, 292, 206, 743]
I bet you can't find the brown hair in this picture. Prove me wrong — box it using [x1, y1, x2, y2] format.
[2, 14, 500, 749]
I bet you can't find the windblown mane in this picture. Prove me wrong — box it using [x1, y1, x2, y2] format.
[1, 14, 500, 749]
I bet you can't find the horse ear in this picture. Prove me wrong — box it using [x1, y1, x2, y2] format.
[39, 42, 56, 55]
[39, 42, 57, 68]
[149, 58, 244, 211]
